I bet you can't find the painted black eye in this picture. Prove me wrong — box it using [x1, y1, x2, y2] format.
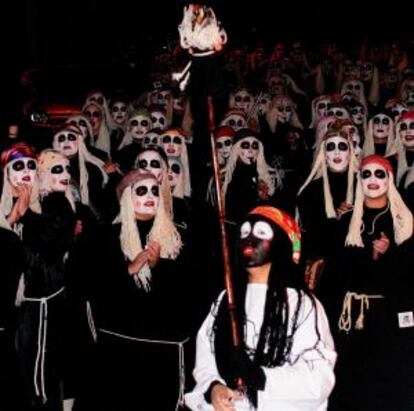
[338, 142, 348, 151]
[229, 119, 235, 126]
[237, 120, 243, 127]
[58, 134, 65, 142]
[171, 163, 180, 174]
[224, 139, 232, 146]
[68, 133, 77, 141]
[163, 136, 172, 144]
[382, 118, 390, 125]
[173, 137, 182, 145]
[374, 169, 386, 179]
[141, 120, 149, 127]
[361, 170, 372, 179]
[240, 141, 250, 149]
[318, 103, 326, 109]
[235, 96, 242, 102]
[373, 117, 381, 124]
[151, 185, 159, 197]
[131, 120, 139, 127]
[400, 123, 408, 131]
[326, 142, 335, 151]
[51, 165, 64, 174]
[27, 160, 37, 170]
[11, 160, 24, 171]
[217, 142, 223, 149]
[79, 120, 87, 127]
[138, 160, 148, 169]
[150, 160, 161, 169]
[112, 106, 119, 112]
[252, 142, 259, 150]
[135, 186, 148, 196]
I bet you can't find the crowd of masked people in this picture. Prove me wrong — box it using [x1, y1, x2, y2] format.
[1, 38, 414, 411]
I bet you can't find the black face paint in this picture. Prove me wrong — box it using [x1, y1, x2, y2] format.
[361, 169, 387, 179]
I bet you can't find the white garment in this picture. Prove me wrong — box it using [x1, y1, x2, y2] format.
[185, 284, 337, 411]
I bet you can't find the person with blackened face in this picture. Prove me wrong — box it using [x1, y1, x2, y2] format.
[185, 206, 336, 411]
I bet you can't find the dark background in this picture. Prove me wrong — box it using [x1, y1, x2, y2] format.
[2, 0, 413, 69]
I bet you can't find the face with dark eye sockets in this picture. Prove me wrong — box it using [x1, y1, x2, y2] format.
[68, 118, 89, 139]
[111, 102, 128, 125]
[131, 177, 160, 216]
[48, 159, 71, 192]
[161, 132, 184, 157]
[325, 135, 350, 172]
[220, 114, 247, 132]
[136, 151, 164, 181]
[239, 137, 260, 165]
[239, 217, 274, 267]
[53, 132, 79, 157]
[372, 115, 391, 139]
[216, 136, 233, 164]
[399, 119, 414, 149]
[167, 158, 182, 189]
[8, 158, 37, 188]
[83, 104, 103, 135]
[129, 115, 152, 140]
[150, 111, 167, 131]
[232, 89, 253, 114]
[360, 164, 389, 199]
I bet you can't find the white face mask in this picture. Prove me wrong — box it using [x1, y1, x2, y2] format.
[315, 99, 330, 119]
[86, 92, 105, 107]
[220, 114, 247, 132]
[142, 132, 160, 148]
[216, 136, 233, 164]
[257, 94, 271, 116]
[111, 102, 128, 125]
[131, 178, 160, 216]
[168, 158, 182, 189]
[161, 132, 184, 157]
[8, 157, 37, 188]
[399, 119, 414, 148]
[372, 115, 391, 139]
[327, 107, 349, 120]
[53, 131, 79, 157]
[136, 151, 164, 181]
[83, 104, 103, 135]
[150, 111, 167, 131]
[361, 164, 389, 199]
[155, 90, 171, 109]
[129, 115, 152, 140]
[239, 137, 260, 165]
[344, 125, 362, 159]
[232, 89, 253, 113]
[325, 136, 350, 172]
[68, 117, 89, 139]
[48, 159, 71, 192]
[274, 99, 293, 123]
[350, 105, 366, 125]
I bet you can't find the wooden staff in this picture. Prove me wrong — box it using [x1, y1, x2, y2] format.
[208, 97, 245, 390]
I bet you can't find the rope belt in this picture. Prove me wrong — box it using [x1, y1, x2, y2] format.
[338, 291, 384, 333]
[24, 286, 65, 404]
[99, 328, 189, 411]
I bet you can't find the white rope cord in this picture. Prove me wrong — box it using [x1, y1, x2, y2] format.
[99, 328, 189, 411]
[24, 286, 65, 403]
[338, 291, 384, 333]
[86, 301, 97, 343]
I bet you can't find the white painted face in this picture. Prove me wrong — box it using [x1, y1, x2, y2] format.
[343, 125, 362, 159]
[315, 98, 330, 119]
[136, 150, 164, 181]
[167, 158, 182, 189]
[68, 117, 89, 139]
[131, 177, 160, 216]
[257, 94, 271, 116]
[161, 132, 184, 157]
[232, 89, 253, 114]
[342, 80, 363, 100]
[83, 104, 103, 135]
[216, 136, 233, 164]
[111, 102, 128, 126]
[48, 159, 71, 192]
[53, 130, 79, 157]
[220, 114, 247, 132]
[274, 97, 294, 123]
[399, 119, 414, 149]
[86, 92, 105, 107]
[8, 157, 37, 188]
[359, 62, 374, 82]
[142, 132, 160, 148]
[129, 115, 152, 141]
[361, 164, 389, 199]
[239, 137, 260, 165]
[372, 115, 391, 140]
[268, 75, 286, 96]
[324, 135, 350, 172]
[155, 90, 172, 110]
[150, 111, 167, 131]
[390, 104, 408, 121]
[327, 107, 349, 120]
[350, 105, 366, 126]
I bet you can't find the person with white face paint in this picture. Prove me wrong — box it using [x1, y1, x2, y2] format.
[220, 110, 248, 132]
[222, 128, 279, 225]
[362, 113, 394, 157]
[91, 170, 190, 410]
[229, 87, 254, 115]
[149, 106, 168, 131]
[142, 129, 162, 149]
[135, 147, 168, 182]
[325, 155, 414, 411]
[108, 98, 129, 155]
[214, 126, 235, 166]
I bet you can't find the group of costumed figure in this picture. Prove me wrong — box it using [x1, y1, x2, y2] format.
[1, 2, 414, 411]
